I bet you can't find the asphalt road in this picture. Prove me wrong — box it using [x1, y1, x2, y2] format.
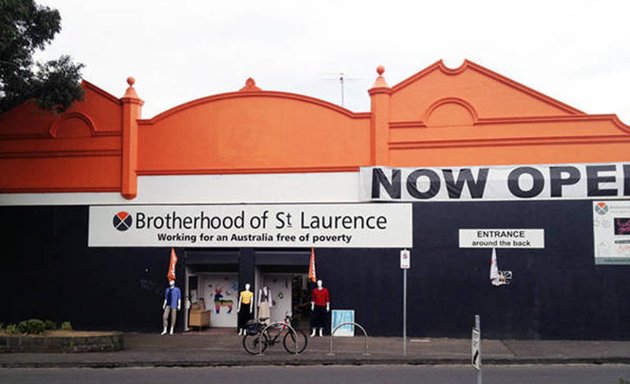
[1, 364, 630, 384]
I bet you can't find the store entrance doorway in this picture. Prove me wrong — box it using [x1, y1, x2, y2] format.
[255, 270, 311, 329]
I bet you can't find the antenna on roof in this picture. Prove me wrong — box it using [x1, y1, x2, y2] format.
[319, 72, 361, 107]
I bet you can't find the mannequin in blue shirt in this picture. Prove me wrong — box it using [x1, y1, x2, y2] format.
[161, 280, 181, 335]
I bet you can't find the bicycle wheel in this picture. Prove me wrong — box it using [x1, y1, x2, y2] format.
[242, 332, 269, 355]
[283, 329, 308, 354]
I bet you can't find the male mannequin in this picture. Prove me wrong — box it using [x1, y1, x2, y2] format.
[161, 279, 181, 335]
[310, 279, 330, 337]
[237, 283, 254, 335]
[257, 286, 272, 324]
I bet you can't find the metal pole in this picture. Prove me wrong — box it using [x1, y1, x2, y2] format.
[403, 268, 407, 356]
[475, 315, 482, 384]
[340, 74, 345, 107]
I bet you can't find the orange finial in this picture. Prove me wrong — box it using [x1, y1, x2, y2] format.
[371, 65, 390, 89]
[239, 77, 262, 92]
[122, 76, 141, 100]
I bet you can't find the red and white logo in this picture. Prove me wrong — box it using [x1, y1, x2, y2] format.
[113, 211, 133, 231]
[594, 202, 609, 215]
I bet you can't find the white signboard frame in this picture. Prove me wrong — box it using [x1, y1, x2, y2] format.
[593, 200, 630, 265]
[89, 203, 412, 248]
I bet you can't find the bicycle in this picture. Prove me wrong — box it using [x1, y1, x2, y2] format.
[242, 314, 308, 355]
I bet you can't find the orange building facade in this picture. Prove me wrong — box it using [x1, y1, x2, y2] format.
[2, 60, 629, 196]
[1, 61, 629, 338]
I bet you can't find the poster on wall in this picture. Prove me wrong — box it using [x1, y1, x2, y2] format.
[593, 201, 630, 265]
[331, 309, 355, 337]
[198, 274, 238, 327]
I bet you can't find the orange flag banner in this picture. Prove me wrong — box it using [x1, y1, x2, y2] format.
[308, 247, 317, 283]
[167, 248, 178, 281]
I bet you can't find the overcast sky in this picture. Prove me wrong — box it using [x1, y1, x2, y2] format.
[38, 0, 630, 123]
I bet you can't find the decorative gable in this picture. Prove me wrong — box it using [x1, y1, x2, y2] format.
[390, 60, 583, 126]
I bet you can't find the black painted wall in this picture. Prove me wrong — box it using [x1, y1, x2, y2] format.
[2, 201, 630, 338]
[317, 200, 630, 339]
[3, 206, 185, 332]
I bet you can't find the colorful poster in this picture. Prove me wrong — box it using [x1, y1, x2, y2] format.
[331, 309, 355, 337]
[198, 274, 238, 327]
[593, 201, 630, 265]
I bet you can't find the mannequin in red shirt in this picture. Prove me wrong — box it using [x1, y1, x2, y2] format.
[310, 279, 330, 337]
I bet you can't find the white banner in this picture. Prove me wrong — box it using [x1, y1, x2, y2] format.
[459, 229, 545, 248]
[360, 162, 630, 202]
[593, 200, 630, 265]
[89, 204, 412, 248]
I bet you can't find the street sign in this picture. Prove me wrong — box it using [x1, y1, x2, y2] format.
[471, 327, 481, 370]
[400, 249, 410, 269]
[400, 248, 410, 356]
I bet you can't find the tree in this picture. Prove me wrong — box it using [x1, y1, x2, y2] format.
[0, 0, 84, 114]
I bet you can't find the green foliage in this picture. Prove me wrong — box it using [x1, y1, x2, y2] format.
[31, 55, 84, 112]
[0, 0, 84, 114]
[0, 322, 4, 329]
[2, 319, 73, 334]
[44, 320, 56, 330]
[619, 379, 630, 384]
[17, 318, 45, 334]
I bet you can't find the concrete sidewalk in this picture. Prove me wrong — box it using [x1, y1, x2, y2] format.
[1, 330, 630, 368]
